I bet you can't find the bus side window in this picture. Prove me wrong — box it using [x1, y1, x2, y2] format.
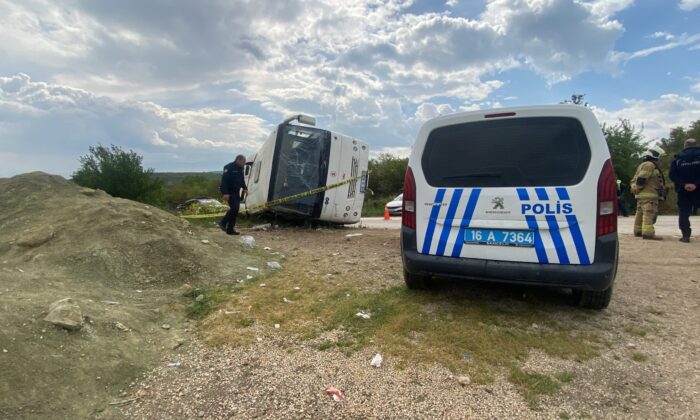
[244, 162, 252, 176]
[254, 161, 262, 183]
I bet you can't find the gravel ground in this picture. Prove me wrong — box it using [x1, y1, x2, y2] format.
[121, 228, 700, 419]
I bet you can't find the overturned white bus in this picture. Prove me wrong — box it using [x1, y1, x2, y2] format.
[243, 115, 369, 224]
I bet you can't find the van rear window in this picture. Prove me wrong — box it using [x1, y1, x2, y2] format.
[421, 117, 592, 187]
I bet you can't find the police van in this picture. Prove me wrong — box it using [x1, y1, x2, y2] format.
[400, 105, 619, 309]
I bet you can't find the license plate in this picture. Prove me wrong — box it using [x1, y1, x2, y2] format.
[464, 228, 535, 247]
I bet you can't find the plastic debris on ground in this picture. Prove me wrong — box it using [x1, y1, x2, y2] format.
[239, 235, 256, 248]
[200, 239, 210, 244]
[283, 297, 292, 303]
[355, 311, 371, 320]
[252, 223, 272, 231]
[370, 353, 383, 368]
[167, 362, 181, 368]
[246, 275, 253, 280]
[274, 323, 280, 329]
[267, 261, 282, 270]
[345, 233, 363, 238]
[246, 267, 259, 271]
[324, 386, 345, 401]
[263, 246, 272, 251]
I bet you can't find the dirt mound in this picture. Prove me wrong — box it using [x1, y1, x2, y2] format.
[0, 172, 263, 419]
[1, 172, 222, 286]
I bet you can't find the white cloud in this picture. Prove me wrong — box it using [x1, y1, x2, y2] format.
[679, 0, 700, 11]
[691, 81, 700, 93]
[0, 73, 270, 176]
[614, 32, 700, 62]
[650, 31, 676, 41]
[592, 94, 700, 140]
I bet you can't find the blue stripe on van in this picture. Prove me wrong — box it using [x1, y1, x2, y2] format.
[535, 188, 549, 200]
[517, 188, 530, 201]
[545, 215, 569, 264]
[450, 188, 481, 257]
[421, 189, 446, 254]
[556, 187, 570, 200]
[436, 189, 463, 256]
[566, 214, 591, 265]
[525, 215, 549, 264]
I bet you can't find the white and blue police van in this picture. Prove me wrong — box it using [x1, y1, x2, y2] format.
[400, 105, 619, 309]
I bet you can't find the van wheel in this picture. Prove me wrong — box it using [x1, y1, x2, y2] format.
[404, 269, 432, 290]
[573, 287, 612, 309]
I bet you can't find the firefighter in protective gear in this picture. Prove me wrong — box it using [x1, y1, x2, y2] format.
[631, 145, 666, 240]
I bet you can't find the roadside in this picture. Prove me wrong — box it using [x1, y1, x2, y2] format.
[355, 215, 694, 238]
[125, 227, 700, 419]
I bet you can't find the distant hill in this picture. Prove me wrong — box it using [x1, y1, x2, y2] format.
[154, 171, 220, 184]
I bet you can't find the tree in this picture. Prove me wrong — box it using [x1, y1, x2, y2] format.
[72, 144, 164, 205]
[367, 153, 409, 197]
[602, 119, 646, 184]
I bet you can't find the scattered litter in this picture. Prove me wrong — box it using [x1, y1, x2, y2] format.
[283, 297, 292, 303]
[462, 352, 473, 362]
[252, 223, 272, 231]
[2, 349, 7, 353]
[201, 239, 210, 244]
[239, 235, 256, 249]
[108, 398, 137, 407]
[274, 323, 280, 329]
[293, 287, 301, 291]
[167, 362, 181, 368]
[324, 386, 345, 401]
[115, 322, 130, 332]
[16, 268, 24, 273]
[346, 294, 351, 297]
[161, 324, 171, 330]
[355, 311, 371, 320]
[101, 301, 120, 305]
[263, 246, 272, 251]
[267, 261, 282, 270]
[345, 233, 363, 238]
[195, 294, 205, 302]
[332, 252, 340, 256]
[344, 260, 353, 264]
[259, 283, 266, 287]
[135, 290, 143, 293]
[246, 267, 260, 272]
[246, 275, 253, 280]
[370, 353, 383, 368]
[256, 337, 263, 342]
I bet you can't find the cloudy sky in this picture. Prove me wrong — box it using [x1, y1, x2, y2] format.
[1, 0, 699, 176]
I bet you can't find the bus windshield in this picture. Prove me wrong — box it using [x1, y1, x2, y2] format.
[269, 124, 331, 216]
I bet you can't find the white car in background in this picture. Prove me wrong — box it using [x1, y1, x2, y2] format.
[385, 193, 403, 215]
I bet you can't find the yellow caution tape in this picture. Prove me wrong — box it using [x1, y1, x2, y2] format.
[179, 171, 368, 219]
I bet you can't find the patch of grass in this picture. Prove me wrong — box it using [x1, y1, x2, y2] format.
[509, 366, 561, 409]
[237, 318, 254, 327]
[632, 352, 648, 362]
[624, 325, 648, 337]
[559, 412, 571, 420]
[186, 286, 238, 319]
[201, 255, 602, 401]
[555, 371, 575, 383]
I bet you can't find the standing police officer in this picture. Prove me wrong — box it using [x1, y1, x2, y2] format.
[219, 154, 248, 235]
[669, 138, 700, 243]
[631, 145, 666, 240]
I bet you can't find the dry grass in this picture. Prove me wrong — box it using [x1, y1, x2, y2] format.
[200, 254, 602, 387]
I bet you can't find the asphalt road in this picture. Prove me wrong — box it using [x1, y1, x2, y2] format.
[355, 215, 692, 238]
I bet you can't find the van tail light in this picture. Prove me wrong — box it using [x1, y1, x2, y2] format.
[402, 166, 416, 229]
[596, 159, 618, 236]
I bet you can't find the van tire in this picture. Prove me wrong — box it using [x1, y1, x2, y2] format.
[573, 287, 612, 309]
[404, 269, 432, 290]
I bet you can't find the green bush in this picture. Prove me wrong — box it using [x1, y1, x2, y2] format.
[72, 144, 164, 205]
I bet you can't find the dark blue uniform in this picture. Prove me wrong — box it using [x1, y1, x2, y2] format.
[669, 146, 700, 240]
[219, 162, 247, 233]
